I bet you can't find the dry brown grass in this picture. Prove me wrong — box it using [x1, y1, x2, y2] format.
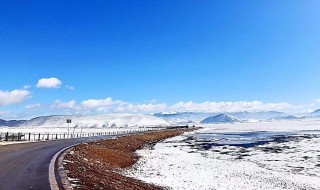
[63, 129, 195, 190]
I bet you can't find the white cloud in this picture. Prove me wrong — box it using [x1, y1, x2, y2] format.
[115, 103, 167, 113]
[170, 101, 291, 112]
[80, 97, 167, 113]
[23, 85, 31, 89]
[81, 97, 124, 109]
[0, 89, 31, 106]
[25, 104, 42, 109]
[51, 100, 77, 110]
[65, 85, 75, 90]
[150, 99, 157, 103]
[0, 111, 11, 115]
[79, 98, 289, 113]
[36, 77, 62, 88]
[22, 96, 292, 116]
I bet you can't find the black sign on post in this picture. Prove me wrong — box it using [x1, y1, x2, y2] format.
[66, 119, 72, 138]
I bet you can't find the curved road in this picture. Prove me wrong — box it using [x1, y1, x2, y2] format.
[0, 135, 120, 190]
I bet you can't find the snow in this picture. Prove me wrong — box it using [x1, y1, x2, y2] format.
[153, 112, 214, 124]
[124, 120, 320, 190]
[0, 127, 145, 134]
[199, 119, 320, 132]
[0, 141, 33, 146]
[153, 111, 288, 124]
[0, 114, 169, 128]
[0, 126, 160, 144]
[268, 115, 299, 121]
[0, 114, 168, 144]
[200, 114, 240, 124]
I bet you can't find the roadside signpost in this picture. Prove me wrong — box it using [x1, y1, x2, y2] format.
[67, 119, 72, 138]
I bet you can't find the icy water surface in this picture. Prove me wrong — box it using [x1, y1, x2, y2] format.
[182, 130, 320, 177]
[191, 131, 293, 148]
[124, 123, 320, 190]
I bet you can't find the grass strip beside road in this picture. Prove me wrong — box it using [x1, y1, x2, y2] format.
[63, 128, 196, 190]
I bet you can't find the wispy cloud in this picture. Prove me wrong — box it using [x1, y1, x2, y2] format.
[170, 101, 291, 113]
[25, 104, 42, 109]
[23, 85, 31, 89]
[65, 85, 75, 90]
[0, 111, 11, 115]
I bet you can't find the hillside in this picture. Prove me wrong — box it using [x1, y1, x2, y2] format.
[229, 111, 286, 121]
[153, 112, 214, 124]
[308, 109, 320, 117]
[268, 115, 299, 121]
[200, 114, 241, 124]
[4, 114, 169, 128]
[154, 111, 286, 123]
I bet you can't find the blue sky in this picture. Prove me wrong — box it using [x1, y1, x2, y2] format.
[1, 0, 320, 119]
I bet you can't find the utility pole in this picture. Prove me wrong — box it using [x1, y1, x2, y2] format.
[80, 124, 85, 137]
[72, 124, 77, 137]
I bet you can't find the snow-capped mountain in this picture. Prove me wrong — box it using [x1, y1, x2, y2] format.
[2, 109, 320, 128]
[307, 109, 320, 117]
[200, 114, 241, 124]
[7, 114, 169, 128]
[153, 112, 214, 124]
[154, 111, 286, 123]
[268, 115, 300, 121]
[228, 111, 286, 121]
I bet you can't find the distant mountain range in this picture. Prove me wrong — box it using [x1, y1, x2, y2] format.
[154, 110, 320, 124]
[153, 112, 214, 123]
[0, 119, 26, 127]
[228, 111, 286, 121]
[307, 109, 320, 117]
[154, 111, 287, 124]
[268, 115, 300, 121]
[2, 109, 320, 128]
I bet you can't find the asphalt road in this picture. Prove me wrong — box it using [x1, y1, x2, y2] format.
[0, 135, 119, 190]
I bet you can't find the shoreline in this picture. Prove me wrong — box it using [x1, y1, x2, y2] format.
[124, 127, 320, 190]
[61, 128, 196, 189]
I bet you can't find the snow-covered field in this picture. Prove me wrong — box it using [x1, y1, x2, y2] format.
[13, 114, 170, 128]
[0, 126, 160, 144]
[199, 119, 320, 132]
[0, 126, 147, 134]
[0, 114, 169, 143]
[124, 120, 320, 190]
